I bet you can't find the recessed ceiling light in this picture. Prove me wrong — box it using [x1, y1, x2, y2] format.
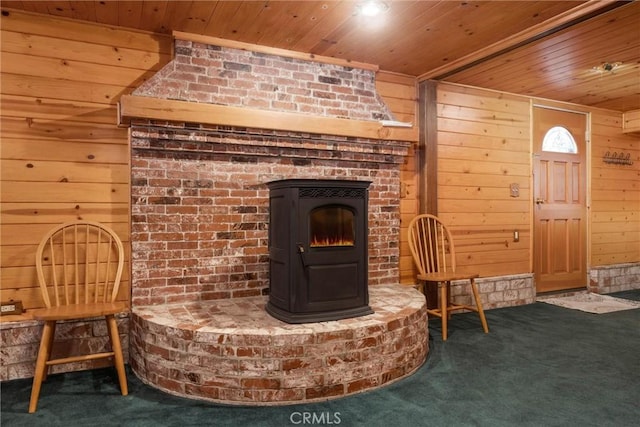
[357, 1, 389, 17]
[593, 62, 622, 73]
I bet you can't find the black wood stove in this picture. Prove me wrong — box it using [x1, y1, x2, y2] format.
[266, 179, 373, 323]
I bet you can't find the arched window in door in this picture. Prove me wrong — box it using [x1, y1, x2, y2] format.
[542, 126, 578, 154]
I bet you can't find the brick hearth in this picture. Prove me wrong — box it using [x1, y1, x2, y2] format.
[130, 284, 427, 405]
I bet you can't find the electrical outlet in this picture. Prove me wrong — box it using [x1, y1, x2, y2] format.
[0, 300, 24, 316]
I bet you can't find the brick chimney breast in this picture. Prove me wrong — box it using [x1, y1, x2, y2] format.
[134, 39, 393, 122]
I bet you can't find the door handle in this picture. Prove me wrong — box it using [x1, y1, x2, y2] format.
[297, 243, 308, 268]
[535, 198, 545, 204]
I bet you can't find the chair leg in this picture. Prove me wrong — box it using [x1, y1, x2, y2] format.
[106, 315, 128, 396]
[470, 278, 489, 333]
[440, 281, 448, 341]
[42, 321, 56, 383]
[29, 321, 55, 413]
[446, 282, 453, 320]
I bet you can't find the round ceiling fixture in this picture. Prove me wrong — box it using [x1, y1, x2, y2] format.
[356, 1, 389, 17]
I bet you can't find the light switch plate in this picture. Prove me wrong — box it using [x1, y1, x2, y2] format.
[510, 183, 520, 197]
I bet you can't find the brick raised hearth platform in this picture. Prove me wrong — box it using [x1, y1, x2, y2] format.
[130, 284, 428, 405]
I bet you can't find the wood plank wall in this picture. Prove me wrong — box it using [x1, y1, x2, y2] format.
[0, 9, 172, 319]
[591, 111, 640, 265]
[436, 83, 532, 277]
[375, 72, 419, 285]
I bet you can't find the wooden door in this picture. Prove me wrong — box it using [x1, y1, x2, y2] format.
[533, 107, 587, 293]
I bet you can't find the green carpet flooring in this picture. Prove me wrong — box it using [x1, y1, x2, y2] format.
[2, 290, 639, 427]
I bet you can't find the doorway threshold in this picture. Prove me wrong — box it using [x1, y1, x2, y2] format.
[536, 287, 588, 301]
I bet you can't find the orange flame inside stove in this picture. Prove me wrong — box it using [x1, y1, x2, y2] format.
[310, 235, 354, 247]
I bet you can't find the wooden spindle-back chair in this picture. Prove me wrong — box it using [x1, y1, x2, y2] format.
[29, 221, 128, 413]
[407, 214, 489, 340]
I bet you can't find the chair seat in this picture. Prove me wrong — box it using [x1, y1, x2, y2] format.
[31, 302, 128, 321]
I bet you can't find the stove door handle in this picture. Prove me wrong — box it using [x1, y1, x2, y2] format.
[297, 243, 308, 268]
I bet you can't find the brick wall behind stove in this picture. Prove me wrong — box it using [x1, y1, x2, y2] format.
[130, 123, 406, 307]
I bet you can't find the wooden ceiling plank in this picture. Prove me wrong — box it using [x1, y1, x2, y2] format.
[94, 0, 119, 26]
[310, 1, 445, 62]
[443, 4, 640, 83]
[417, 0, 620, 81]
[19, 1, 50, 15]
[1, 1, 36, 12]
[528, 46, 639, 85]
[256, 1, 328, 48]
[177, 1, 217, 35]
[137, 1, 169, 33]
[243, 2, 301, 46]
[369, 1, 575, 75]
[211, 1, 271, 42]
[291, 1, 363, 53]
[201, 1, 241, 38]
[240, 2, 316, 47]
[443, 6, 640, 100]
[538, 73, 640, 99]
[44, 1, 73, 17]
[159, 0, 195, 38]
[117, 0, 144, 30]
[361, 1, 578, 75]
[68, 0, 97, 22]
[447, 37, 639, 92]
[379, 2, 509, 72]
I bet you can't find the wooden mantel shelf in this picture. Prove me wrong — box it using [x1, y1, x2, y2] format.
[118, 95, 418, 142]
